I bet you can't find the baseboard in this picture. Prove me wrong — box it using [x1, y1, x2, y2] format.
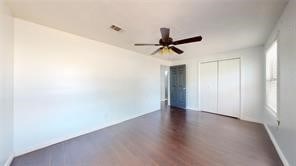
[240, 115, 262, 124]
[14, 109, 159, 157]
[4, 153, 14, 166]
[186, 107, 199, 111]
[264, 124, 290, 166]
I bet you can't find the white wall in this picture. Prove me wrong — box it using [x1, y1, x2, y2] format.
[0, 0, 14, 165]
[171, 46, 265, 123]
[264, 0, 296, 165]
[13, 18, 170, 155]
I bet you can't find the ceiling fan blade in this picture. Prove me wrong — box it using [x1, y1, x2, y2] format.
[172, 36, 202, 45]
[134, 43, 161, 46]
[160, 28, 170, 43]
[170, 46, 184, 54]
[151, 47, 163, 55]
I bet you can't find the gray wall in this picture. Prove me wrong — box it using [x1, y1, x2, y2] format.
[265, 0, 296, 165]
[13, 18, 170, 155]
[0, 0, 14, 165]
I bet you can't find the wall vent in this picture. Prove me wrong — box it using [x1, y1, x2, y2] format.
[110, 25, 122, 32]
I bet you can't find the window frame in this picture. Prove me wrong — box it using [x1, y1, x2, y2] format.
[265, 39, 279, 118]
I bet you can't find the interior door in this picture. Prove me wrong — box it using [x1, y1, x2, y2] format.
[199, 61, 218, 113]
[218, 59, 240, 117]
[170, 65, 186, 109]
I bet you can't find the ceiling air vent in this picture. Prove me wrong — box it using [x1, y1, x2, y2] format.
[110, 25, 122, 32]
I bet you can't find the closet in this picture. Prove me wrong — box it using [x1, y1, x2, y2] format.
[199, 58, 240, 118]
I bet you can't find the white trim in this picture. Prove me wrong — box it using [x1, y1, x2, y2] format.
[240, 115, 262, 124]
[238, 58, 242, 119]
[4, 153, 14, 166]
[265, 105, 278, 120]
[14, 109, 159, 156]
[265, 39, 279, 121]
[264, 124, 290, 166]
[186, 107, 199, 111]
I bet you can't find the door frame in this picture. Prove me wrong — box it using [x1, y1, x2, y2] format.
[198, 57, 242, 118]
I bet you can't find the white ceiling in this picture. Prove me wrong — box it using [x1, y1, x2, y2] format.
[7, 0, 287, 60]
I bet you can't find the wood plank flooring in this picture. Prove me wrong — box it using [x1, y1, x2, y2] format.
[11, 104, 282, 166]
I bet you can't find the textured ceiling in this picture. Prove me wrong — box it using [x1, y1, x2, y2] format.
[7, 0, 288, 60]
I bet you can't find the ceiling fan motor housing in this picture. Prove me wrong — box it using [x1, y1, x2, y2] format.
[134, 27, 202, 55]
[159, 38, 173, 46]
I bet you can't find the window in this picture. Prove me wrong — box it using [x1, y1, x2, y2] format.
[266, 40, 278, 114]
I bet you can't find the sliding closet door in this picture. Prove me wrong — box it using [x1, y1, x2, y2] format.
[200, 61, 218, 113]
[218, 59, 240, 117]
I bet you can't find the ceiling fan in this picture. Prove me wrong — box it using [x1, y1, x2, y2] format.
[134, 28, 202, 55]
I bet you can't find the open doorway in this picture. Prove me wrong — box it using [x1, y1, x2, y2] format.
[160, 65, 169, 106]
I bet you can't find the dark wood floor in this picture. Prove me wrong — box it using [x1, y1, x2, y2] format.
[12, 104, 282, 166]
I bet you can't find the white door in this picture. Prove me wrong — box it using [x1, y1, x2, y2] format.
[218, 59, 240, 117]
[199, 61, 218, 113]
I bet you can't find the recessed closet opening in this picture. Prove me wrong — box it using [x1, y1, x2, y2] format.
[199, 58, 241, 118]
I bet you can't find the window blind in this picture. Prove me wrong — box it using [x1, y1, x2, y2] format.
[266, 41, 278, 113]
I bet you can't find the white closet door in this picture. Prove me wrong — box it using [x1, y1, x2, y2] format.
[200, 61, 218, 113]
[218, 59, 240, 117]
